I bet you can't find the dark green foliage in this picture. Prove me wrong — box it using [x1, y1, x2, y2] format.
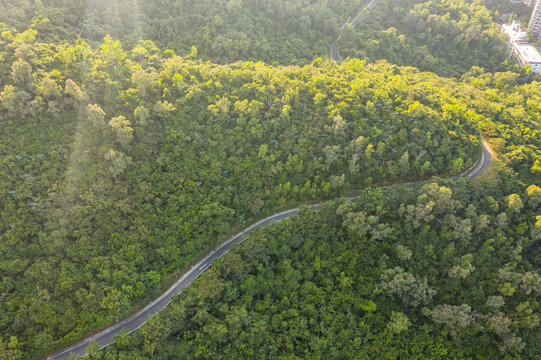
[339, 0, 509, 76]
[0, 0, 539, 358]
[0, 0, 517, 70]
[0, 0, 360, 65]
[480, 0, 533, 25]
[0, 27, 485, 357]
[99, 181, 540, 359]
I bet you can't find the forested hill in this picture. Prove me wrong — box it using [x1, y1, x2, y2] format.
[0, 0, 517, 75]
[0, 0, 358, 65]
[0, 0, 540, 358]
[0, 22, 539, 358]
[339, 0, 510, 76]
[102, 183, 541, 360]
[0, 26, 478, 357]
[480, 0, 533, 24]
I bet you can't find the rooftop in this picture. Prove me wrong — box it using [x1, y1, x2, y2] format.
[502, 21, 528, 42]
[514, 42, 541, 64]
[502, 21, 541, 67]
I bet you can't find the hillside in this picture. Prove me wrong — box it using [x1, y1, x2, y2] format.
[338, 0, 510, 76]
[0, 0, 539, 359]
[0, 27, 486, 357]
[0, 0, 517, 74]
[101, 182, 541, 359]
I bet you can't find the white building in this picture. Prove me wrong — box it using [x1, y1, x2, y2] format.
[502, 21, 529, 42]
[502, 21, 541, 71]
[511, 0, 536, 7]
[529, 0, 541, 34]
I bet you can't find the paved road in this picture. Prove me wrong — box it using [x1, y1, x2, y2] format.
[468, 137, 493, 179]
[331, 0, 378, 61]
[46, 138, 492, 360]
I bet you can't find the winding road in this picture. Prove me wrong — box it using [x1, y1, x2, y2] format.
[46, 138, 493, 360]
[331, 0, 378, 61]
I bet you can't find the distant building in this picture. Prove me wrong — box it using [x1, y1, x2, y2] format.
[502, 21, 541, 71]
[511, 0, 536, 7]
[503, 21, 529, 42]
[529, 0, 541, 34]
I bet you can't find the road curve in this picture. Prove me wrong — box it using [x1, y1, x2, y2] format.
[468, 137, 493, 179]
[331, 0, 378, 61]
[46, 138, 492, 360]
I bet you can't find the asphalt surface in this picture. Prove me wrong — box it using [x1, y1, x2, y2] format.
[46, 138, 492, 360]
[468, 137, 493, 179]
[331, 0, 378, 61]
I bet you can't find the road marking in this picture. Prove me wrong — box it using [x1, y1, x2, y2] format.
[197, 262, 212, 272]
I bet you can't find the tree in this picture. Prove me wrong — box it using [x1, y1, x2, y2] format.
[507, 194, 523, 214]
[475, 214, 490, 233]
[323, 145, 341, 171]
[499, 282, 515, 297]
[485, 312, 514, 348]
[0, 84, 31, 116]
[104, 149, 131, 177]
[419, 183, 458, 215]
[448, 254, 474, 279]
[342, 211, 389, 242]
[388, 311, 410, 334]
[134, 106, 151, 126]
[87, 103, 106, 127]
[450, 157, 464, 174]
[525, 185, 540, 209]
[423, 304, 476, 335]
[333, 114, 346, 137]
[520, 272, 541, 296]
[396, 244, 412, 261]
[485, 296, 505, 310]
[32, 332, 53, 352]
[496, 213, 508, 228]
[39, 75, 61, 100]
[11, 58, 32, 88]
[131, 69, 158, 98]
[515, 301, 539, 329]
[380, 267, 436, 307]
[453, 219, 472, 242]
[64, 79, 85, 103]
[399, 151, 410, 176]
[153, 100, 175, 119]
[109, 115, 134, 147]
[400, 202, 434, 229]
[532, 215, 541, 242]
[329, 174, 345, 190]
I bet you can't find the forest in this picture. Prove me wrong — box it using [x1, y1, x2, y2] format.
[0, 0, 530, 72]
[80, 58, 541, 358]
[0, 0, 359, 65]
[339, 0, 511, 76]
[0, 26, 484, 358]
[0, 0, 539, 359]
[95, 181, 541, 359]
[480, 0, 533, 24]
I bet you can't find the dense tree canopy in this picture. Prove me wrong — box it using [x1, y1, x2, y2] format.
[0, 0, 539, 359]
[0, 0, 522, 71]
[339, 0, 511, 76]
[0, 25, 489, 357]
[96, 180, 540, 359]
[0, 0, 359, 65]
